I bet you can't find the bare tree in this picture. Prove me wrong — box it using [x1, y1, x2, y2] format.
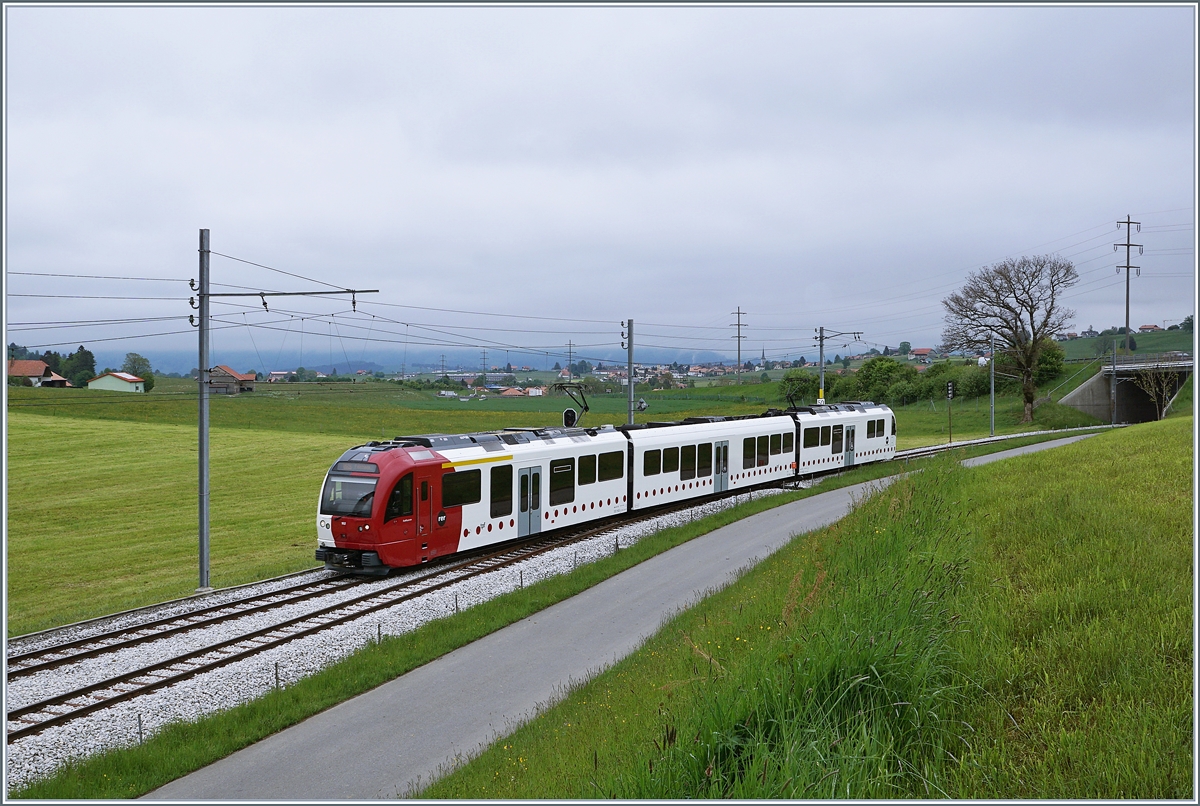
[942, 255, 1078, 422]
[1132, 366, 1183, 420]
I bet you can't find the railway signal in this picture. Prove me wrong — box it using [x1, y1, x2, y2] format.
[946, 381, 954, 444]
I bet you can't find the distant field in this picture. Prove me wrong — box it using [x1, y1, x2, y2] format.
[5, 370, 1103, 634]
[1060, 329, 1193, 360]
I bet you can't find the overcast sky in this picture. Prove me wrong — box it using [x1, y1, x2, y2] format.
[4, 4, 1196, 374]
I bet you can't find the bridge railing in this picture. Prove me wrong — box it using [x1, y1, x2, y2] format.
[1107, 352, 1193, 368]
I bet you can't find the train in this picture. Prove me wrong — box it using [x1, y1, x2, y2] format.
[315, 402, 896, 575]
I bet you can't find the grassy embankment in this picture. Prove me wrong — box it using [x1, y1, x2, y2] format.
[9, 431, 1098, 799]
[424, 416, 1192, 799]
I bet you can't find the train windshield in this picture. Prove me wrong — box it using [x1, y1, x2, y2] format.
[320, 475, 377, 517]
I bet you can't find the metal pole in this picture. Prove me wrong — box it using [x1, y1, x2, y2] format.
[1111, 338, 1118, 424]
[198, 229, 212, 592]
[1124, 217, 1132, 355]
[626, 319, 634, 425]
[989, 331, 995, 437]
[817, 326, 825, 404]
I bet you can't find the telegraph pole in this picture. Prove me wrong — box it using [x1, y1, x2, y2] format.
[440, 354, 446, 378]
[731, 307, 745, 384]
[481, 349, 487, 376]
[989, 331, 995, 437]
[1115, 215, 1142, 354]
[191, 229, 376, 593]
[567, 340, 574, 381]
[197, 230, 211, 591]
[623, 320, 634, 425]
[814, 326, 862, 405]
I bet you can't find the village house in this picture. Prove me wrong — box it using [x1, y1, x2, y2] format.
[209, 365, 256, 394]
[87, 371, 144, 392]
[7, 359, 72, 387]
[910, 348, 935, 364]
[1138, 324, 1164, 333]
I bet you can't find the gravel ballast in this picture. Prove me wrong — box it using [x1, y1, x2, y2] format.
[6, 489, 787, 792]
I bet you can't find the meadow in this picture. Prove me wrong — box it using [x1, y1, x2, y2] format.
[424, 416, 1193, 799]
[9, 432, 1089, 799]
[5, 369, 1107, 636]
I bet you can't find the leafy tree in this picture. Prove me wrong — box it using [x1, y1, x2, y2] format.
[743, 360, 754, 371]
[942, 254, 1078, 422]
[501, 374, 518, 386]
[41, 351, 63, 374]
[472, 375, 488, 388]
[882, 346, 891, 356]
[841, 356, 851, 369]
[121, 353, 155, 391]
[8, 343, 34, 360]
[62, 345, 96, 388]
[778, 369, 818, 403]
[760, 372, 771, 383]
[899, 341, 911, 355]
[552, 362, 562, 371]
[1181, 315, 1193, 332]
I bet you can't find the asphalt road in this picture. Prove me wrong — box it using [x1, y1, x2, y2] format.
[145, 434, 1094, 800]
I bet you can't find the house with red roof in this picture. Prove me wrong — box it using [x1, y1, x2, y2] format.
[87, 371, 145, 393]
[210, 365, 256, 394]
[7, 359, 72, 387]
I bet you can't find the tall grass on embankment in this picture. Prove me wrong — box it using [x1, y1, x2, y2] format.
[424, 416, 1192, 799]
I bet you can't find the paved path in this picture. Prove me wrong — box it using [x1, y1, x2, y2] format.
[145, 434, 1093, 800]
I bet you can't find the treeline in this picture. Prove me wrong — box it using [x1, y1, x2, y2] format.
[780, 345, 1065, 407]
[7, 343, 97, 388]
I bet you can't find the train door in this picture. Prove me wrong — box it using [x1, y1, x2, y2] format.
[714, 440, 729, 492]
[844, 425, 856, 467]
[416, 476, 432, 540]
[518, 466, 542, 537]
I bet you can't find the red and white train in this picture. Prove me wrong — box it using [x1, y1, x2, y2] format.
[316, 402, 896, 575]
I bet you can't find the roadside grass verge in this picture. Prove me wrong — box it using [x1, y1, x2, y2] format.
[423, 417, 1191, 799]
[6, 433, 1080, 798]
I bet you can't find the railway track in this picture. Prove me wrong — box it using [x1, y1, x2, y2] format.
[5, 493, 743, 744]
[8, 426, 1110, 745]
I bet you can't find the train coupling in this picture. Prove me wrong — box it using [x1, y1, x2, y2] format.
[315, 547, 389, 577]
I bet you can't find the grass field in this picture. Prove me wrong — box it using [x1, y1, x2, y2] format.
[1060, 329, 1194, 360]
[423, 416, 1193, 799]
[5, 368, 1104, 636]
[8, 432, 1095, 799]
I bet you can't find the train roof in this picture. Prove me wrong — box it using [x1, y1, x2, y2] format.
[336, 402, 891, 459]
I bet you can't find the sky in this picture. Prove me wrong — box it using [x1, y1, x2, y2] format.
[4, 4, 1196, 375]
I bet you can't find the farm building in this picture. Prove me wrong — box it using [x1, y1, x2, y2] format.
[8, 359, 72, 387]
[210, 365, 256, 394]
[87, 371, 144, 392]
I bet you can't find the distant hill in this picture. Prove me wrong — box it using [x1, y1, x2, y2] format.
[1061, 329, 1193, 360]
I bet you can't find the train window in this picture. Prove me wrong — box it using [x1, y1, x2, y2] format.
[803, 428, 820, 449]
[421, 480, 429, 501]
[742, 437, 755, 469]
[490, 465, 513, 518]
[769, 434, 782, 455]
[663, 447, 679, 474]
[831, 425, 843, 454]
[680, 445, 696, 480]
[891, 416, 896, 436]
[644, 449, 661, 476]
[783, 432, 793, 453]
[757, 436, 769, 467]
[321, 476, 377, 517]
[867, 420, 876, 439]
[820, 426, 831, 446]
[442, 469, 481, 508]
[697, 443, 712, 477]
[578, 454, 597, 486]
[532, 471, 540, 510]
[549, 458, 575, 505]
[598, 451, 624, 481]
[878, 418, 886, 436]
[519, 473, 529, 513]
[385, 473, 414, 522]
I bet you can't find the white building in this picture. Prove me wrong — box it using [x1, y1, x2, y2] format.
[87, 371, 144, 392]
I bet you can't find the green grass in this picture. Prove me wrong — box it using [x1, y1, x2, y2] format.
[7, 433, 1086, 798]
[5, 413, 349, 636]
[1167, 373, 1193, 418]
[422, 417, 1192, 799]
[1060, 329, 1194, 360]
